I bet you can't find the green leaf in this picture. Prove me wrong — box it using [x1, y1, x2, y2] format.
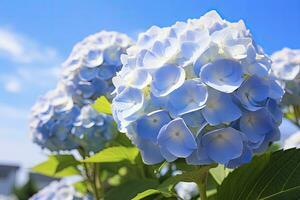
[73, 181, 88, 194]
[82, 146, 139, 164]
[104, 179, 159, 200]
[132, 189, 171, 200]
[31, 154, 80, 178]
[217, 148, 300, 200]
[209, 165, 232, 185]
[91, 96, 112, 115]
[132, 165, 216, 200]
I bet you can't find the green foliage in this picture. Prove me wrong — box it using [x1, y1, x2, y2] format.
[31, 154, 80, 177]
[13, 178, 38, 200]
[73, 181, 88, 194]
[109, 129, 133, 147]
[217, 148, 300, 200]
[91, 96, 112, 115]
[104, 179, 159, 200]
[132, 165, 216, 200]
[82, 146, 139, 164]
[209, 165, 232, 185]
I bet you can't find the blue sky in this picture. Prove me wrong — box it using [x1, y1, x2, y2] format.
[0, 0, 299, 170]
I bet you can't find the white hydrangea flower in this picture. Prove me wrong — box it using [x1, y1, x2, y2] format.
[284, 131, 300, 149]
[175, 182, 198, 200]
[29, 181, 91, 200]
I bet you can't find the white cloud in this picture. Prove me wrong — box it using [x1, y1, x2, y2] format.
[0, 27, 59, 64]
[4, 78, 21, 93]
[0, 27, 63, 94]
[0, 28, 62, 175]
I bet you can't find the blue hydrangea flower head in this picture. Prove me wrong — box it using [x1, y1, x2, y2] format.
[29, 180, 92, 200]
[30, 90, 116, 153]
[72, 105, 115, 153]
[62, 31, 132, 105]
[30, 84, 79, 151]
[112, 10, 283, 167]
[271, 48, 300, 106]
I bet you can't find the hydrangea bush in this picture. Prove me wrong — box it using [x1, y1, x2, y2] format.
[29, 181, 91, 200]
[112, 11, 284, 167]
[30, 31, 132, 153]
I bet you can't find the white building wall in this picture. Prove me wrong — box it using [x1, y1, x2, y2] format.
[0, 172, 17, 195]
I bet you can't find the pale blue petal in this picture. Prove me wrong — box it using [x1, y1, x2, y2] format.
[239, 109, 274, 143]
[200, 59, 244, 93]
[151, 65, 185, 97]
[112, 87, 144, 120]
[157, 118, 197, 158]
[136, 110, 171, 141]
[84, 49, 104, 67]
[202, 89, 241, 125]
[226, 145, 252, 168]
[79, 67, 98, 81]
[137, 139, 165, 164]
[181, 110, 206, 128]
[202, 127, 244, 164]
[186, 134, 214, 165]
[235, 76, 269, 111]
[268, 79, 284, 100]
[97, 65, 117, 80]
[267, 99, 283, 125]
[168, 80, 208, 117]
[160, 146, 177, 162]
[245, 62, 269, 77]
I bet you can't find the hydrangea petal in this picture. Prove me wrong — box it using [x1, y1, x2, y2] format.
[136, 110, 171, 141]
[202, 127, 244, 164]
[202, 89, 241, 125]
[200, 59, 244, 93]
[151, 65, 185, 97]
[239, 109, 274, 143]
[235, 76, 269, 111]
[168, 80, 208, 117]
[158, 118, 197, 158]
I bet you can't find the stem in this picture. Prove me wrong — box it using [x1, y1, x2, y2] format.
[78, 148, 101, 200]
[196, 171, 208, 200]
[84, 163, 100, 200]
[293, 106, 300, 127]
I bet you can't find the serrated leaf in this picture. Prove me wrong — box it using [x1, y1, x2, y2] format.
[209, 165, 232, 185]
[82, 146, 139, 164]
[91, 96, 112, 115]
[104, 179, 159, 200]
[217, 148, 300, 200]
[32, 154, 80, 178]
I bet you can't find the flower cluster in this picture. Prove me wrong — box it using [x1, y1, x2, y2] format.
[72, 105, 114, 152]
[29, 181, 92, 200]
[30, 85, 79, 151]
[30, 82, 115, 153]
[62, 31, 132, 105]
[112, 11, 284, 167]
[30, 31, 131, 153]
[271, 48, 300, 105]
